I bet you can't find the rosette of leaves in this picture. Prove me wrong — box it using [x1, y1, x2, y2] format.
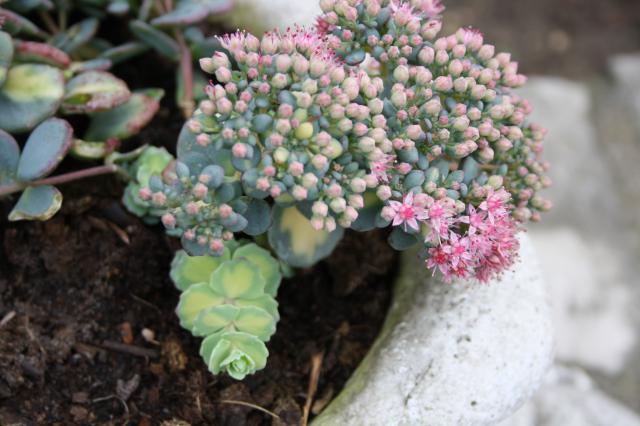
[122, 146, 174, 223]
[171, 242, 281, 379]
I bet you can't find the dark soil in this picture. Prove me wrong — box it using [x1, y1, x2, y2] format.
[3, 0, 640, 424]
[0, 177, 396, 425]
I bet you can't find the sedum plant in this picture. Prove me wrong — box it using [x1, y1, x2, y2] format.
[171, 242, 281, 380]
[128, 0, 552, 378]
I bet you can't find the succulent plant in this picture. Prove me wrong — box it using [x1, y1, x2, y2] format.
[172, 242, 281, 379]
[131, 0, 552, 379]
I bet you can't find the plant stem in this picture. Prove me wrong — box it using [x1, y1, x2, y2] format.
[0, 164, 119, 197]
[175, 30, 195, 118]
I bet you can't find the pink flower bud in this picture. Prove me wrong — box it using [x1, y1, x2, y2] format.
[161, 213, 176, 229]
[152, 192, 166, 206]
[292, 185, 308, 200]
[232, 143, 247, 158]
[376, 185, 392, 201]
[192, 183, 208, 199]
[138, 187, 151, 201]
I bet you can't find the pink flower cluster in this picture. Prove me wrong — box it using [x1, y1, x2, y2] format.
[425, 189, 520, 283]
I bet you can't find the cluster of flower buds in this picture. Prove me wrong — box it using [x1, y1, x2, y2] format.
[145, 0, 551, 281]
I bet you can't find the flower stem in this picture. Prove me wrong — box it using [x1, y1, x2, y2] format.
[175, 30, 195, 119]
[0, 164, 119, 198]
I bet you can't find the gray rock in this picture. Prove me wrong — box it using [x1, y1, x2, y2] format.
[499, 366, 640, 426]
[312, 234, 553, 426]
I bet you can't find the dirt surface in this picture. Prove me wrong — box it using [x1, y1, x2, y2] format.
[0, 178, 395, 425]
[3, 1, 640, 424]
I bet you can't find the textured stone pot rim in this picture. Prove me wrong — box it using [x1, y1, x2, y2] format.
[311, 232, 554, 426]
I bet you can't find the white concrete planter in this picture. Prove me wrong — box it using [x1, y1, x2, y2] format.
[312, 234, 554, 426]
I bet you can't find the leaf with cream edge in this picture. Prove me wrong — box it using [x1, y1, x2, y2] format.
[62, 71, 131, 114]
[199, 331, 268, 380]
[84, 89, 164, 141]
[170, 248, 231, 291]
[8, 185, 62, 221]
[268, 205, 344, 268]
[0, 64, 64, 133]
[232, 244, 281, 297]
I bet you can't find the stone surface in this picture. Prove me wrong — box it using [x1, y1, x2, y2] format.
[312, 234, 553, 426]
[499, 365, 640, 426]
[217, 0, 321, 35]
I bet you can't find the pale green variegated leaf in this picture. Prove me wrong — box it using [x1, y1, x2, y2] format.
[0, 64, 64, 133]
[193, 304, 239, 337]
[209, 259, 266, 300]
[170, 249, 231, 291]
[234, 306, 276, 341]
[268, 205, 344, 268]
[17, 118, 73, 181]
[177, 282, 224, 330]
[8, 185, 62, 221]
[235, 294, 280, 321]
[233, 244, 281, 297]
[200, 331, 268, 379]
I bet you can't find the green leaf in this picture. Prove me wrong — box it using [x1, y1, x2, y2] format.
[99, 42, 149, 65]
[0, 31, 13, 87]
[68, 58, 113, 74]
[235, 294, 279, 321]
[233, 306, 276, 341]
[233, 244, 281, 297]
[388, 227, 420, 251]
[17, 118, 73, 181]
[13, 40, 71, 68]
[170, 249, 231, 291]
[200, 331, 268, 379]
[8, 185, 62, 221]
[209, 258, 266, 300]
[242, 198, 272, 236]
[0, 64, 64, 133]
[177, 282, 225, 330]
[2, 0, 50, 14]
[151, 0, 211, 27]
[268, 205, 344, 268]
[129, 20, 180, 61]
[193, 304, 239, 336]
[62, 71, 131, 114]
[52, 18, 99, 54]
[84, 89, 163, 140]
[0, 8, 47, 39]
[70, 139, 108, 160]
[0, 129, 19, 185]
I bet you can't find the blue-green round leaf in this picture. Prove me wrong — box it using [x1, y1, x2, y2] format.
[0, 31, 13, 87]
[85, 89, 164, 140]
[268, 205, 344, 268]
[0, 129, 19, 185]
[242, 198, 272, 236]
[388, 227, 420, 251]
[17, 118, 73, 181]
[8, 185, 62, 221]
[0, 64, 64, 133]
[62, 71, 131, 114]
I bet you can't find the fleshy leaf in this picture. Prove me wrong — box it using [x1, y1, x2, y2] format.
[0, 64, 64, 133]
[99, 42, 149, 65]
[151, 0, 211, 27]
[193, 304, 239, 337]
[235, 294, 279, 321]
[170, 249, 231, 291]
[52, 18, 98, 54]
[0, 31, 13, 87]
[0, 8, 47, 39]
[129, 20, 180, 61]
[241, 198, 272, 236]
[17, 118, 73, 181]
[209, 259, 266, 300]
[0, 129, 19, 185]
[13, 40, 71, 68]
[62, 71, 131, 114]
[233, 244, 281, 297]
[70, 139, 107, 160]
[8, 185, 62, 221]
[200, 331, 268, 379]
[388, 227, 420, 251]
[234, 306, 277, 341]
[177, 282, 225, 330]
[268, 205, 344, 268]
[350, 191, 383, 232]
[84, 89, 164, 140]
